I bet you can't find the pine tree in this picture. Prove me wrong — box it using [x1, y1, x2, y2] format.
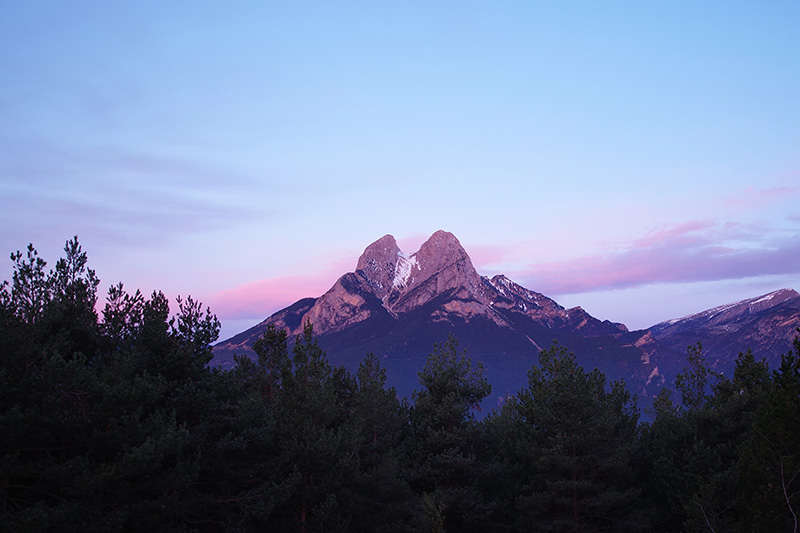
[0, 238, 105, 528]
[0, 239, 221, 530]
[341, 353, 415, 531]
[683, 349, 771, 531]
[407, 334, 492, 532]
[738, 335, 800, 532]
[640, 346, 772, 531]
[513, 341, 645, 532]
[237, 321, 358, 532]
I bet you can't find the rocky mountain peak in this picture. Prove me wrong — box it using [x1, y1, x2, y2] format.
[297, 231, 489, 334]
[413, 231, 479, 287]
[415, 230, 469, 269]
[751, 287, 799, 309]
[355, 234, 401, 299]
[488, 274, 545, 303]
[387, 230, 485, 312]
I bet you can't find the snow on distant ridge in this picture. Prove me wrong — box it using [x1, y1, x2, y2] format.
[658, 288, 797, 327]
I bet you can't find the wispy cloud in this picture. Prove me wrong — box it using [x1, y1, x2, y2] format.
[466, 243, 524, 270]
[209, 217, 800, 321]
[725, 185, 797, 210]
[208, 253, 355, 321]
[513, 219, 800, 295]
[208, 275, 333, 319]
[0, 137, 260, 248]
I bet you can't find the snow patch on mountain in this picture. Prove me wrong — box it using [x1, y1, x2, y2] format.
[487, 274, 542, 304]
[392, 251, 417, 289]
[657, 288, 798, 328]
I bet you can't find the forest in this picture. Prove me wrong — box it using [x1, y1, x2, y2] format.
[1, 238, 799, 532]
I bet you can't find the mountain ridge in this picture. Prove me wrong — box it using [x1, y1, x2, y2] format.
[212, 231, 800, 403]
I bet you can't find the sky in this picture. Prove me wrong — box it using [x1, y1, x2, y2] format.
[1, 1, 799, 342]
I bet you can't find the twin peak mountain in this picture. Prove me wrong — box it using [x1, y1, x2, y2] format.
[213, 230, 800, 404]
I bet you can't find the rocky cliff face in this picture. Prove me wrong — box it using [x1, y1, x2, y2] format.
[354, 234, 401, 301]
[386, 230, 486, 314]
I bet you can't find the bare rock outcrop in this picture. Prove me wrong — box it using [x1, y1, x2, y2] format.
[389, 230, 486, 313]
[355, 234, 401, 300]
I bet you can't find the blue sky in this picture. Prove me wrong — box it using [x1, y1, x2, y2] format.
[2, 2, 798, 341]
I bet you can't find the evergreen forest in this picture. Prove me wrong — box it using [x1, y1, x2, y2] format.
[2, 239, 799, 532]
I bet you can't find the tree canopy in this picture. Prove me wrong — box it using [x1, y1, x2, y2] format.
[1, 238, 798, 531]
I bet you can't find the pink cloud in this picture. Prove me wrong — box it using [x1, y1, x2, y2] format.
[208, 253, 355, 321]
[514, 220, 800, 295]
[725, 185, 797, 210]
[466, 243, 522, 269]
[629, 220, 714, 249]
[208, 274, 335, 320]
[208, 220, 800, 321]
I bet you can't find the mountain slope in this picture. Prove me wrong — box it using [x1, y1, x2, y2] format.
[648, 288, 800, 374]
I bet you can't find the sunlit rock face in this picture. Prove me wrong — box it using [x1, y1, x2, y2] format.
[383, 230, 486, 315]
[212, 231, 800, 409]
[280, 231, 492, 337]
[300, 274, 372, 336]
[354, 234, 401, 301]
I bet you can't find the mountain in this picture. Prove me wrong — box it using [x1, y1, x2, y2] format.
[647, 288, 800, 375]
[212, 231, 800, 407]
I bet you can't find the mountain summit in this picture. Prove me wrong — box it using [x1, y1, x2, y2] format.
[268, 231, 488, 339]
[213, 232, 800, 404]
[346, 230, 487, 321]
[222, 231, 626, 346]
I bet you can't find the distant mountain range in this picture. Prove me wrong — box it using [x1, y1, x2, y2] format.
[212, 231, 800, 407]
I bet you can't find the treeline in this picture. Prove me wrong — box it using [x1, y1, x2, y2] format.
[1, 239, 799, 532]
